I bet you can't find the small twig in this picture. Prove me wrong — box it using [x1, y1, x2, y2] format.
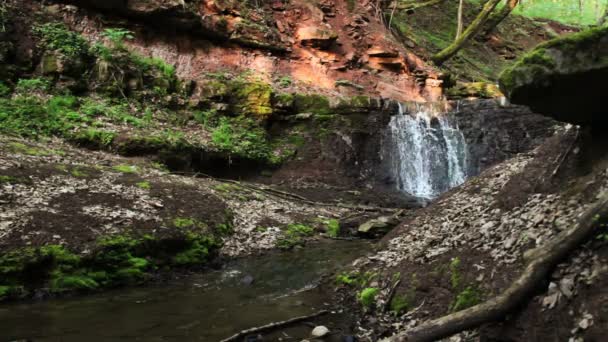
[403, 299, 426, 318]
[219, 310, 329, 342]
[551, 127, 580, 178]
[383, 279, 402, 313]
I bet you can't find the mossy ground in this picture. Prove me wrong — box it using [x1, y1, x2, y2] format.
[0, 232, 224, 301]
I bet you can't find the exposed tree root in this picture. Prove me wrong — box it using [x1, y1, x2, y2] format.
[388, 193, 608, 342]
[219, 310, 329, 342]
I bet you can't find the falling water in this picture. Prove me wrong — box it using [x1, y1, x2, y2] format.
[387, 103, 469, 199]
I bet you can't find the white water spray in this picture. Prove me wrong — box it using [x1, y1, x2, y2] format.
[387, 103, 469, 199]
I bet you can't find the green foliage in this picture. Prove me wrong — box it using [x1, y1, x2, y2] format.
[172, 232, 219, 266]
[358, 287, 379, 308]
[211, 116, 274, 161]
[136, 181, 151, 189]
[513, 0, 606, 26]
[70, 167, 88, 178]
[7, 142, 53, 156]
[336, 272, 357, 285]
[277, 223, 315, 249]
[0, 94, 83, 137]
[193, 109, 219, 127]
[112, 164, 138, 174]
[450, 257, 461, 289]
[32, 23, 90, 58]
[0, 175, 18, 184]
[0, 82, 10, 97]
[16, 78, 50, 93]
[0, 227, 229, 300]
[390, 294, 410, 315]
[451, 286, 482, 312]
[131, 55, 176, 79]
[73, 128, 116, 147]
[214, 183, 242, 193]
[294, 94, 332, 115]
[325, 219, 340, 238]
[101, 28, 134, 49]
[277, 76, 292, 88]
[172, 217, 207, 230]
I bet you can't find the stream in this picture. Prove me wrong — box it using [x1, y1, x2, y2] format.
[0, 240, 370, 341]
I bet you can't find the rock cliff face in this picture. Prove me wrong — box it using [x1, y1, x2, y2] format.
[453, 100, 557, 177]
[499, 26, 608, 125]
[38, 0, 443, 102]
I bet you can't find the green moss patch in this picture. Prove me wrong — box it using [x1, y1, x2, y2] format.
[276, 223, 315, 250]
[0, 231, 225, 300]
[358, 287, 379, 308]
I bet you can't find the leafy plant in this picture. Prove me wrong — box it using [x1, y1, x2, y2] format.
[0, 82, 10, 97]
[131, 55, 176, 79]
[451, 286, 482, 312]
[101, 28, 134, 49]
[276, 223, 314, 249]
[390, 295, 410, 315]
[15, 78, 50, 93]
[358, 287, 379, 308]
[450, 257, 461, 289]
[325, 219, 340, 238]
[277, 76, 292, 87]
[32, 23, 90, 58]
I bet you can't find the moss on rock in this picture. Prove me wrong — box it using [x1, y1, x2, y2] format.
[498, 26, 608, 124]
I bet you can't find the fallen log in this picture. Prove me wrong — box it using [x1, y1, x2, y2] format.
[388, 193, 608, 342]
[219, 310, 329, 342]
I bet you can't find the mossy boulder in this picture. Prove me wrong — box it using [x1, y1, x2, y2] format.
[499, 26, 608, 125]
[446, 82, 503, 99]
[293, 94, 332, 115]
[230, 80, 273, 119]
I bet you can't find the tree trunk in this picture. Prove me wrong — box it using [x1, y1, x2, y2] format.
[482, 0, 519, 37]
[387, 194, 608, 342]
[432, 0, 502, 65]
[456, 0, 465, 39]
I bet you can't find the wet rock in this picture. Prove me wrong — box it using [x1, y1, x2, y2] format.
[311, 325, 330, 338]
[499, 26, 608, 125]
[241, 275, 254, 286]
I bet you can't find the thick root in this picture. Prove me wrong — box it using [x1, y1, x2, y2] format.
[388, 193, 608, 342]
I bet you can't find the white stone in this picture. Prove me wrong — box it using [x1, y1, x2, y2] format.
[311, 326, 330, 338]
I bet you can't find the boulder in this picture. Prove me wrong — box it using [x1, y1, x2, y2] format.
[127, 0, 185, 13]
[499, 26, 608, 125]
[297, 26, 338, 50]
[367, 47, 399, 58]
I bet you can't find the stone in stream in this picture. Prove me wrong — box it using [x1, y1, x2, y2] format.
[241, 275, 255, 286]
[311, 325, 330, 338]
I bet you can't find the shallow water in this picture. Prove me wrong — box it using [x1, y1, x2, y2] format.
[0, 240, 370, 341]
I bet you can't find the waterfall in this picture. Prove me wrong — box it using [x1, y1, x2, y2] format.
[387, 103, 469, 199]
